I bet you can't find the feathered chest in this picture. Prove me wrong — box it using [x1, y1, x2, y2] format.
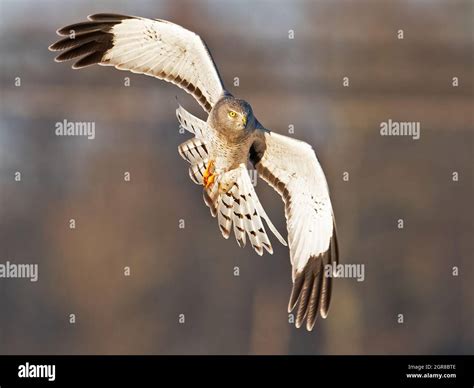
[207, 128, 252, 172]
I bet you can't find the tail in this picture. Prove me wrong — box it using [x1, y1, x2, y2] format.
[206, 165, 287, 256]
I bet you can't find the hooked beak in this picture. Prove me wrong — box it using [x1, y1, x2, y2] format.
[242, 115, 247, 127]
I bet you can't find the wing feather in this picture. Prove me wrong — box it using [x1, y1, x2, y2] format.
[49, 14, 226, 112]
[251, 128, 338, 331]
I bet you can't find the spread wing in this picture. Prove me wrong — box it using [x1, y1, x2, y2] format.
[251, 127, 339, 331]
[49, 13, 226, 112]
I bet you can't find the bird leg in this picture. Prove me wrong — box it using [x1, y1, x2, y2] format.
[203, 160, 216, 188]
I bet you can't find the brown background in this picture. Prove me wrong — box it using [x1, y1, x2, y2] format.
[0, 0, 472, 354]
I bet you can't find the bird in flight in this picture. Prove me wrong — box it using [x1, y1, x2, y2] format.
[49, 13, 339, 331]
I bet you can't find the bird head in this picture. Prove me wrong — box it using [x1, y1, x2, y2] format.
[211, 97, 254, 136]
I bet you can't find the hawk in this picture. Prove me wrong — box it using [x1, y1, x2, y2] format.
[49, 13, 339, 331]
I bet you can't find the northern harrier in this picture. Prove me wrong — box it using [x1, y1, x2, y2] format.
[49, 13, 339, 331]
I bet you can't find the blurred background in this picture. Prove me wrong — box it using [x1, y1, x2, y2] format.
[0, 0, 472, 354]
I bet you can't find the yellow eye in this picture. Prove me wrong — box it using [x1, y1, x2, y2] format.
[228, 111, 237, 118]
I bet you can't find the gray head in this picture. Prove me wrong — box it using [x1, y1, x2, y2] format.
[209, 96, 255, 138]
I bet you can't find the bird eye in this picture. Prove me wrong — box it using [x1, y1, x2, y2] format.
[228, 111, 237, 118]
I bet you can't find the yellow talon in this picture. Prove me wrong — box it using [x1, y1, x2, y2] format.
[203, 160, 216, 188]
[205, 174, 215, 188]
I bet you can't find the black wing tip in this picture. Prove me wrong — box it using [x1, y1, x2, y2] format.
[288, 223, 339, 331]
[87, 13, 135, 21]
[55, 21, 114, 36]
[289, 242, 337, 331]
[71, 52, 106, 69]
[54, 19, 122, 37]
[50, 13, 128, 63]
[48, 42, 59, 52]
[50, 16, 119, 68]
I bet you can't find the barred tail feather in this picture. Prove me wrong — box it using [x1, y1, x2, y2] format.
[211, 165, 286, 255]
